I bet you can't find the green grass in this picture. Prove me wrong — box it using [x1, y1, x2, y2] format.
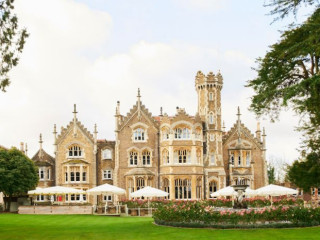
[0, 214, 320, 240]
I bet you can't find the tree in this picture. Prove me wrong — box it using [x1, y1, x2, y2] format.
[287, 152, 320, 192]
[0, 0, 28, 92]
[265, 0, 319, 21]
[268, 165, 276, 184]
[247, 8, 320, 152]
[0, 147, 38, 211]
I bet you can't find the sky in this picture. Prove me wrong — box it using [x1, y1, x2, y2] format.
[0, 0, 312, 163]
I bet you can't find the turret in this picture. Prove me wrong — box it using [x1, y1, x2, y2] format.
[93, 124, 97, 154]
[53, 124, 57, 154]
[256, 122, 261, 142]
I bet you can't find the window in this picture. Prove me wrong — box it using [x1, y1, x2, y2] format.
[174, 179, 191, 200]
[70, 172, 75, 182]
[39, 167, 44, 180]
[210, 153, 215, 165]
[209, 113, 214, 124]
[69, 166, 82, 182]
[230, 153, 234, 165]
[129, 151, 138, 166]
[162, 128, 169, 140]
[174, 127, 190, 139]
[136, 177, 145, 190]
[65, 172, 68, 182]
[128, 178, 134, 195]
[195, 128, 201, 139]
[82, 172, 87, 182]
[76, 172, 80, 181]
[102, 149, 112, 159]
[209, 181, 217, 195]
[209, 92, 213, 101]
[174, 149, 191, 164]
[238, 154, 241, 166]
[246, 152, 250, 166]
[36, 195, 45, 202]
[103, 170, 112, 180]
[142, 150, 151, 165]
[134, 128, 145, 141]
[162, 149, 169, 165]
[163, 178, 170, 199]
[196, 178, 202, 199]
[103, 195, 112, 202]
[196, 149, 201, 164]
[68, 145, 82, 157]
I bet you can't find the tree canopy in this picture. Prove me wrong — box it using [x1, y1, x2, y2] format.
[0, 0, 28, 92]
[287, 152, 320, 192]
[0, 147, 38, 211]
[265, 0, 319, 21]
[247, 8, 320, 152]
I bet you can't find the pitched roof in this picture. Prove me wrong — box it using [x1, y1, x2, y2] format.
[32, 149, 55, 165]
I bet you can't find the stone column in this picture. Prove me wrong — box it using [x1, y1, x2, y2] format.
[169, 175, 175, 200]
[191, 175, 197, 199]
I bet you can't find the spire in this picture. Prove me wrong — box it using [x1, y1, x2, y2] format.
[256, 121, 261, 141]
[20, 142, 24, 152]
[39, 133, 43, 150]
[160, 107, 163, 116]
[137, 88, 141, 120]
[25, 143, 28, 156]
[116, 101, 120, 115]
[222, 121, 226, 132]
[236, 107, 242, 145]
[73, 104, 77, 137]
[53, 124, 57, 154]
[93, 124, 97, 154]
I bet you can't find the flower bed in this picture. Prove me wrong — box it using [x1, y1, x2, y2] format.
[152, 201, 320, 229]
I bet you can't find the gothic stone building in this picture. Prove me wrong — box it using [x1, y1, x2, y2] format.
[32, 71, 268, 202]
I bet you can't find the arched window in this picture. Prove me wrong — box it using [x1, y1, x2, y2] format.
[174, 179, 191, 200]
[162, 178, 170, 199]
[68, 145, 82, 157]
[102, 149, 112, 159]
[196, 177, 202, 199]
[209, 181, 217, 195]
[161, 128, 169, 140]
[136, 177, 145, 190]
[195, 127, 201, 139]
[246, 152, 250, 166]
[230, 152, 234, 165]
[142, 150, 151, 166]
[174, 127, 190, 139]
[162, 149, 169, 165]
[209, 92, 213, 101]
[196, 149, 201, 164]
[129, 151, 138, 166]
[210, 152, 215, 165]
[128, 178, 134, 195]
[174, 149, 191, 164]
[133, 128, 145, 141]
[209, 113, 214, 124]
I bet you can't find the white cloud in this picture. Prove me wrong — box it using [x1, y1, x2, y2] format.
[0, 0, 301, 164]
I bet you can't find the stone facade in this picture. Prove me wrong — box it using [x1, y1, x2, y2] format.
[32, 70, 268, 203]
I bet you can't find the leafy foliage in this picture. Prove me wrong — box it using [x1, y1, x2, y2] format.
[247, 8, 320, 152]
[0, 147, 38, 211]
[287, 152, 320, 192]
[268, 165, 276, 184]
[0, 0, 28, 92]
[265, 0, 319, 21]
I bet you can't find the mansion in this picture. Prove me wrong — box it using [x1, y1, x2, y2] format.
[32, 71, 268, 202]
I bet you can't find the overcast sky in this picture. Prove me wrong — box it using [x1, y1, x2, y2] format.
[0, 0, 310, 163]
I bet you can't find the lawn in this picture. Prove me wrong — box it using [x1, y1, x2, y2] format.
[0, 214, 320, 240]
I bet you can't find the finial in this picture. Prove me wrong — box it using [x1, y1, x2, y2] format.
[222, 121, 226, 131]
[94, 124, 98, 134]
[53, 124, 57, 134]
[137, 88, 141, 98]
[25, 143, 28, 156]
[160, 107, 163, 116]
[39, 134, 43, 150]
[116, 101, 120, 115]
[262, 127, 266, 136]
[73, 104, 77, 114]
[257, 122, 261, 131]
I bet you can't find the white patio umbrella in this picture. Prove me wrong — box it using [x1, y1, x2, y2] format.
[244, 187, 257, 197]
[255, 184, 298, 196]
[210, 186, 237, 198]
[87, 183, 126, 195]
[130, 186, 168, 198]
[28, 186, 85, 195]
[27, 187, 42, 195]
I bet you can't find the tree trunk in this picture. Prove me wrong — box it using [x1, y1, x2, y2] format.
[4, 195, 12, 212]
